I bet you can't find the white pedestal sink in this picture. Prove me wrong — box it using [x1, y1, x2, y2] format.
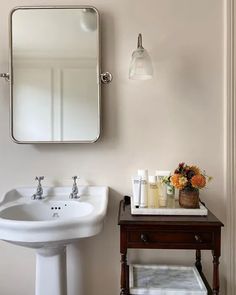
[0, 186, 109, 295]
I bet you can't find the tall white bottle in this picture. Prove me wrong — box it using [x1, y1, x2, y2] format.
[132, 176, 141, 208]
[138, 169, 148, 208]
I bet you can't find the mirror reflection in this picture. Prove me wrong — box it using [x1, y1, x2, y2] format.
[11, 7, 100, 143]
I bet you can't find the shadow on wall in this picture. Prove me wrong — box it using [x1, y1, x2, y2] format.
[67, 188, 122, 295]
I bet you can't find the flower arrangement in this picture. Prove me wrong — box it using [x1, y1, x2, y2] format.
[170, 163, 212, 191]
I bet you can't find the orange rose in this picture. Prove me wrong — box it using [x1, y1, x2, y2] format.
[171, 174, 186, 190]
[191, 174, 206, 189]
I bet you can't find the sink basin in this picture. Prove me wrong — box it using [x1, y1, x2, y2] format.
[0, 185, 109, 295]
[0, 186, 109, 248]
[0, 201, 93, 221]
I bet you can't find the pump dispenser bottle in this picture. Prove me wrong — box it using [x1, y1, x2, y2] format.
[138, 169, 148, 208]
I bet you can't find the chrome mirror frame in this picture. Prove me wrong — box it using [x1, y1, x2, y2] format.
[4, 5, 112, 144]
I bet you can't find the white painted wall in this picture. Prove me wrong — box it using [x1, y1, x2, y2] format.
[0, 0, 227, 294]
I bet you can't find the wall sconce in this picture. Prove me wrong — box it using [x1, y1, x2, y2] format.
[129, 33, 153, 80]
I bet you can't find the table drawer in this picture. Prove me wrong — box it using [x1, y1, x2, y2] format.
[127, 230, 213, 246]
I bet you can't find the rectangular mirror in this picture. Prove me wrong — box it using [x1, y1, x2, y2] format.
[10, 6, 100, 143]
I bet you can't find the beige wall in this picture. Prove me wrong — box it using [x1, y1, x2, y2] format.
[0, 0, 227, 294]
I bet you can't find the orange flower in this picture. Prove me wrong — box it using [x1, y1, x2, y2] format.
[191, 174, 206, 189]
[171, 174, 187, 190]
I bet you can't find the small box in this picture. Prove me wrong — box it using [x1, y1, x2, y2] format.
[129, 264, 207, 295]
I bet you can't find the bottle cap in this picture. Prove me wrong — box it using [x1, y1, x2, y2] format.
[138, 169, 148, 179]
[155, 170, 171, 177]
[148, 175, 157, 183]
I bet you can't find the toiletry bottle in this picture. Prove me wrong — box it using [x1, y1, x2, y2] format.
[132, 176, 141, 208]
[138, 169, 148, 208]
[155, 171, 170, 208]
[148, 175, 159, 208]
[158, 183, 167, 207]
[167, 183, 175, 196]
[167, 183, 175, 208]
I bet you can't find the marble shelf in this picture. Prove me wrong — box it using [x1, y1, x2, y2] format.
[129, 264, 207, 295]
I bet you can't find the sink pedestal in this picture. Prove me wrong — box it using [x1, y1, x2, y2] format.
[36, 246, 67, 295]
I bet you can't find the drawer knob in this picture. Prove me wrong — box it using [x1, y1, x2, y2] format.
[195, 235, 203, 243]
[140, 233, 148, 243]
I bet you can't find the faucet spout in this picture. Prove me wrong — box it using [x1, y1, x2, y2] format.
[32, 176, 45, 200]
[70, 176, 80, 199]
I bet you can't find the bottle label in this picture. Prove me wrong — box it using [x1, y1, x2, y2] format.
[149, 183, 157, 189]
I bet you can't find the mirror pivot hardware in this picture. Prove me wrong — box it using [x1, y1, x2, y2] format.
[0, 73, 10, 82]
[101, 72, 113, 84]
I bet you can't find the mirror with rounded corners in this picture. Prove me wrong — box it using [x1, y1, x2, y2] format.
[10, 6, 100, 143]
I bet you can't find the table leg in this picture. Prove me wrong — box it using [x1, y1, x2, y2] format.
[126, 264, 129, 292]
[212, 251, 220, 295]
[120, 252, 128, 295]
[195, 249, 202, 273]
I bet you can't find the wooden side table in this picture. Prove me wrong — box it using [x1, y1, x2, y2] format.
[118, 196, 224, 295]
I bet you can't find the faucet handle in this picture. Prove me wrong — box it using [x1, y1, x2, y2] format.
[72, 176, 79, 183]
[32, 176, 44, 200]
[35, 176, 44, 183]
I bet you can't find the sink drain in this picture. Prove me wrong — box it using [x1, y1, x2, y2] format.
[52, 212, 59, 218]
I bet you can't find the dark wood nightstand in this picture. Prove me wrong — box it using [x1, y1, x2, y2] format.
[118, 196, 224, 295]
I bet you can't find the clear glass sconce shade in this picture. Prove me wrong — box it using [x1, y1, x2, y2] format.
[129, 34, 153, 80]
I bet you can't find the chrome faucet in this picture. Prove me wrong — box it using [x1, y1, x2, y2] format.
[70, 176, 80, 199]
[32, 176, 44, 200]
